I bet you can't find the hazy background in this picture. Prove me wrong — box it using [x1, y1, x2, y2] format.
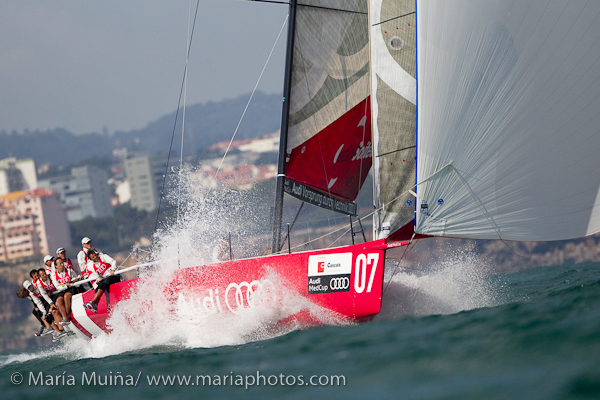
[0, 0, 288, 134]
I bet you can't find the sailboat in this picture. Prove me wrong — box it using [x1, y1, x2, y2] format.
[67, 0, 600, 338]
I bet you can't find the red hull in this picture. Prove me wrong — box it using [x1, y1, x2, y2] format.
[70, 239, 407, 338]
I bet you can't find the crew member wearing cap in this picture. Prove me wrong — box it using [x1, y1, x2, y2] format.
[43, 255, 55, 275]
[50, 257, 82, 323]
[56, 247, 79, 275]
[56, 247, 86, 293]
[83, 248, 120, 313]
[77, 237, 99, 279]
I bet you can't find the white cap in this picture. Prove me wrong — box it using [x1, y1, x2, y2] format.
[56, 247, 65, 254]
[43, 255, 53, 263]
[81, 237, 92, 244]
[22, 280, 33, 290]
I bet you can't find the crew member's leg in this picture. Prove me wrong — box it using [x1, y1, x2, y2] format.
[85, 276, 121, 312]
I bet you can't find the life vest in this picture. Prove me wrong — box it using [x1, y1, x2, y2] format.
[37, 278, 56, 293]
[80, 248, 88, 263]
[54, 268, 71, 285]
[93, 259, 112, 277]
[29, 282, 42, 298]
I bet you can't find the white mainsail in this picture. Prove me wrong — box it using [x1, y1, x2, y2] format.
[415, 0, 600, 241]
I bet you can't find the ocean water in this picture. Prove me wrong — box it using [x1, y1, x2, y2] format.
[2, 258, 599, 399]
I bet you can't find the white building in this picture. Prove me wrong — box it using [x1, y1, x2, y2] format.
[38, 165, 113, 222]
[0, 158, 37, 195]
[124, 155, 163, 212]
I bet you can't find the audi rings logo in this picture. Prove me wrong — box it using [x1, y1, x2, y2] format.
[329, 277, 350, 290]
[225, 280, 276, 313]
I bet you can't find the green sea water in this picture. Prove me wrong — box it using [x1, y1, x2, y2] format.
[2, 261, 599, 399]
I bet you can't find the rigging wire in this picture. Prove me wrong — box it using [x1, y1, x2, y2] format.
[213, 15, 289, 179]
[278, 202, 305, 252]
[155, 0, 201, 232]
[179, 0, 192, 221]
[176, 0, 194, 267]
[382, 237, 417, 297]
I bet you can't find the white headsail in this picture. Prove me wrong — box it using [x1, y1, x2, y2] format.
[415, 0, 600, 241]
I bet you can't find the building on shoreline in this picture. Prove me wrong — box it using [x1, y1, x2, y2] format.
[38, 166, 113, 222]
[0, 189, 71, 263]
[0, 158, 37, 196]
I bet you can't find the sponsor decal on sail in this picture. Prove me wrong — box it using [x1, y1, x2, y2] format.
[284, 179, 357, 216]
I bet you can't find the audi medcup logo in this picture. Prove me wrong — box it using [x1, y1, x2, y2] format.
[308, 274, 351, 294]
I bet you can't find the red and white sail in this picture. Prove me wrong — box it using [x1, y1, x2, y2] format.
[284, 0, 372, 206]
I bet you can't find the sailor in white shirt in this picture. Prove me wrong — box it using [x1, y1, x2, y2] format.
[43, 255, 55, 275]
[77, 237, 96, 278]
[21, 279, 50, 336]
[50, 257, 82, 323]
[17, 281, 67, 340]
[83, 248, 121, 313]
[56, 247, 81, 276]
[36, 268, 70, 325]
[212, 237, 232, 263]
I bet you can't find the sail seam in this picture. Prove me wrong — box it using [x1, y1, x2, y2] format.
[274, 162, 454, 254]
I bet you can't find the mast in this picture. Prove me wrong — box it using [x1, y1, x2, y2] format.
[272, 0, 298, 254]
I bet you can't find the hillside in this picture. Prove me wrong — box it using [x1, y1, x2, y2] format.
[0, 91, 282, 168]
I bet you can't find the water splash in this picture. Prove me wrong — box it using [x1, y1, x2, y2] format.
[377, 244, 502, 319]
[54, 178, 348, 358]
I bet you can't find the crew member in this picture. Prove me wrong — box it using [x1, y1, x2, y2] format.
[17, 284, 67, 341]
[83, 248, 120, 313]
[43, 255, 54, 275]
[50, 257, 81, 323]
[212, 237, 232, 263]
[37, 268, 70, 325]
[20, 280, 51, 337]
[57, 247, 86, 292]
[77, 237, 95, 277]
